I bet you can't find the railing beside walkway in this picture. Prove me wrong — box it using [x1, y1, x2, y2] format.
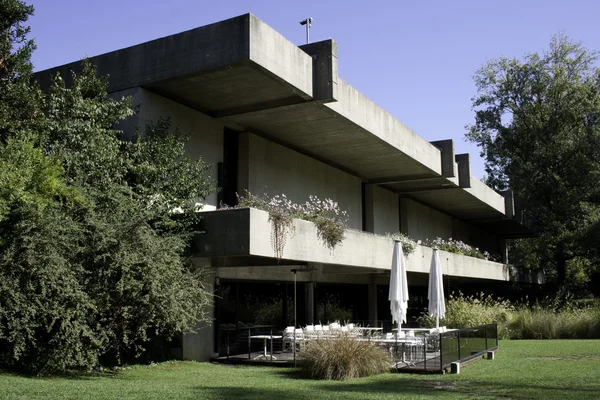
[439, 323, 498, 371]
[213, 322, 499, 373]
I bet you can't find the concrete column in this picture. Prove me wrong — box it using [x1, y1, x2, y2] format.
[368, 277, 378, 327]
[364, 184, 375, 233]
[305, 282, 315, 325]
[182, 262, 215, 361]
[399, 198, 409, 235]
[237, 132, 250, 195]
[499, 238, 508, 264]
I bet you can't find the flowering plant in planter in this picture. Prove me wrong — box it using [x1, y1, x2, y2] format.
[424, 237, 500, 261]
[230, 191, 349, 260]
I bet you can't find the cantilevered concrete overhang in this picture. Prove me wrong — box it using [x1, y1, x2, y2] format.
[196, 208, 515, 282]
[35, 13, 530, 237]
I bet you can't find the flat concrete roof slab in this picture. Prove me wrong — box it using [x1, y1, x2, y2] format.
[226, 102, 437, 181]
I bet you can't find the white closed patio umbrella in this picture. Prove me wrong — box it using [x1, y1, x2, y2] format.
[428, 248, 446, 329]
[389, 241, 409, 331]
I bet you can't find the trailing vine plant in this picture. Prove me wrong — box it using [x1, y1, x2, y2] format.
[385, 232, 417, 256]
[230, 191, 349, 260]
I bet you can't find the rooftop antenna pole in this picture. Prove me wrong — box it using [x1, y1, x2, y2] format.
[299, 17, 312, 44]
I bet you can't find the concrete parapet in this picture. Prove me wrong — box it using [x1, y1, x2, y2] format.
[194, 208, 513, 282]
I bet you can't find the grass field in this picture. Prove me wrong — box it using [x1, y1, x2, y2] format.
[1, 340, 599, 400]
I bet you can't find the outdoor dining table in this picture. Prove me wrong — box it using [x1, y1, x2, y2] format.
[249, 335, 282, 360]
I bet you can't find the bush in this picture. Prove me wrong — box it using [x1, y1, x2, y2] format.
[417, 292, 514, 339]
[417, 292, 600, 340]
[508, 305, 600, 339]
[299, 335, 390, 380]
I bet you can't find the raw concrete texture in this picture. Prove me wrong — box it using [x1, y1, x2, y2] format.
[365, 184, 399, 235]
[196, 208, 511, 282]
[243, 132, 362, 230]
[400, 198, 453, 242]
[115, 87, 224, 209]
[248, 14, 313, 99]
[326, 79, 442, 177]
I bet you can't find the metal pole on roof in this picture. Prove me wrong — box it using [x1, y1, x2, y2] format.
[299, 17, 313, 44]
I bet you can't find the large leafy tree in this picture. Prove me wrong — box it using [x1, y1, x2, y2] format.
[0, 0, 215, 373]
[467, 34, 600, 291]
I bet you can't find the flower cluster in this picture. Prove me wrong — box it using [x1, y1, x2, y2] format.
[424, 237, 500, 261]
[300, 196, 349, 250]
[231, 191, 349, 257]
[385, 232, 418, 256]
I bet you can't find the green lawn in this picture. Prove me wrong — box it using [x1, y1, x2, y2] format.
[1, 340, 599, 400]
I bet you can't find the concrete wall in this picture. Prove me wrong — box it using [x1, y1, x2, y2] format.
[400, 199, 452, 241]
[114, 87, 224, 210]
[365, 185, 399, 235]
[453, 219, 500, 256]
[241, 132, 362, 230]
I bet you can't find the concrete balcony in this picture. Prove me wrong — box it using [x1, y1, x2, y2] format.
[194, 208, 511, 282]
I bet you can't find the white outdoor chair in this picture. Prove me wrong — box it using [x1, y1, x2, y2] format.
[282, 326, 295, 352]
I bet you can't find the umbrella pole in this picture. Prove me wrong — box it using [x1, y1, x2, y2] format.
[436, 314, 439, 330]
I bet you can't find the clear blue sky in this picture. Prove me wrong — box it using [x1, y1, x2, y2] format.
[27, 0, 600, 179]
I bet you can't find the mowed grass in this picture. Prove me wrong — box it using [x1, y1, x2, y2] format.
[1, 340, 599, 400]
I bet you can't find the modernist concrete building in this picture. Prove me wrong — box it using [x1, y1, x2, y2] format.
[37, 14, 531, 361]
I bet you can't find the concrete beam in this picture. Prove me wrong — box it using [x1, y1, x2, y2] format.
[455, 153, 471, 188]
[430, 139, 456, 178]
[299, 40, 338, 102]
[36, 14, 253, 93]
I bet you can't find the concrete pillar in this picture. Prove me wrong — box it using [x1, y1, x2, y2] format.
[182, 263, 215, 361]
[399, 198, 409, 235]
[237, 132, 250, 195]
[499, 238, 508, 264]
[368, 278, 378, 327]
[364, 184, 375, 233]
[305, 282, 315, 325]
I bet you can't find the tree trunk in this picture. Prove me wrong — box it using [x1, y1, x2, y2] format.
[556, 244, 567, 294]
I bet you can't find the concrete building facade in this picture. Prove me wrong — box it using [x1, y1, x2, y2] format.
[37, 14, 531, 361]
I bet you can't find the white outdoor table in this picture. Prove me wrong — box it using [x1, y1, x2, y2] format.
[249, 335, 282, 360]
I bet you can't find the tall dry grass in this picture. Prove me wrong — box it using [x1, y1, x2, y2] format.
[299, 334, 390, 380]
[418, 292, 600, 340]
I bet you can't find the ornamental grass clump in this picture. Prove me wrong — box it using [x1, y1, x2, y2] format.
[299, 335, 390, 380]
[508, 303, 600, 339]
[417, 292, 514, 338]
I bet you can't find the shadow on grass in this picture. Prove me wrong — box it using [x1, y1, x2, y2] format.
[0, 368, 120, 381]
[196, 378, 600, 400]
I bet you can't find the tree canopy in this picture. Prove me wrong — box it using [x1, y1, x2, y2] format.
[0, 0, 215, 374]
[467, 34, 600, 292]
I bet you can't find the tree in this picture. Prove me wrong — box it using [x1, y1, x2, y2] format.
[467, 34, 600, 292]
[0, 0, 215, 373]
